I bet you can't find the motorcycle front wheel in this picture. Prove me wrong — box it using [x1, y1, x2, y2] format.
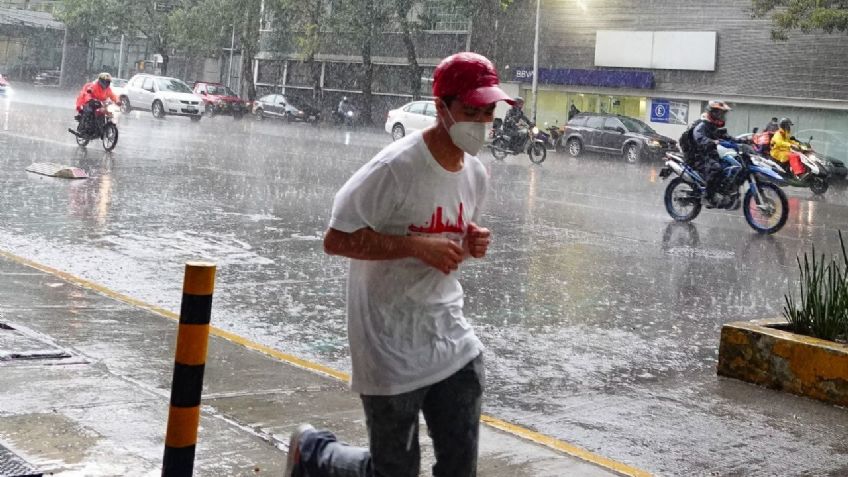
[664, 177, 702, 222]
[102, 123, 118, 151]
[743, 182, 788, 234]
[491, 138, 509, 161]
[528, 142, 547, 164]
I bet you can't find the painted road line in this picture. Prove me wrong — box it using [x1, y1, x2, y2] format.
[0, 248, 652, 477]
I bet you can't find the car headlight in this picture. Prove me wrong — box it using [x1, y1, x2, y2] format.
[648, 139, 661, 147]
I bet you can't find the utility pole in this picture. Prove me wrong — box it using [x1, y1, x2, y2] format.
[117, 34, 125, 78]
[226, 24, 235, 87]
[531, 0, 541, 122]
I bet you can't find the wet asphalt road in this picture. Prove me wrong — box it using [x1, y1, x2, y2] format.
[1, 87, 847, 476]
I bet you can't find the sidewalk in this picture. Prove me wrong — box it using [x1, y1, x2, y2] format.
[0, 252, 640, 476]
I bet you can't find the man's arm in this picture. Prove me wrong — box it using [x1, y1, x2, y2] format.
[324, 227, 464, 275]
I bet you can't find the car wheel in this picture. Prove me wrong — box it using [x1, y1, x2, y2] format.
[152, 100, 165, 119]
[567, 138, 582, 157]
[120, 96, 131, 113]
[624, 143, 640, 163]
[255, 108, 264, 120]
[391, 123, 405, 141]
[205, 103, 215, 117]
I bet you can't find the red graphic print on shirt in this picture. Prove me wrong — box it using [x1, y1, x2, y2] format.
[408, 203, 465, 235]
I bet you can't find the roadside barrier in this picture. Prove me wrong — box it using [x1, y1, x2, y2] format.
[162, 262, 216, 477]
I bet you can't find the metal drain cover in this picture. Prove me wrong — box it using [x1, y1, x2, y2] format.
[0, 443, 41, 477]
[0, 322, 76, 366]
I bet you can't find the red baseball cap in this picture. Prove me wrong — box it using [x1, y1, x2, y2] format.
[432, 52, 514, 107]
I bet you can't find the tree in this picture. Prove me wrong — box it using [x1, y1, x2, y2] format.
[331, 0, 393, 125]
[752, 0, 848, 40]
[394, 0, 422, 100]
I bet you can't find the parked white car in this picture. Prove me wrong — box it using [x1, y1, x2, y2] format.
[110, 78, 128, 98]
[121, 74, 203, 121]
[385, 100, 437, 140]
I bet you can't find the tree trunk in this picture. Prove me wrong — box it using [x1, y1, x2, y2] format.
[238, 0, 261, 100]
[160, 50, 169, 76]
[360, 0, 374, 125]
[310, 0, 323, 101]
[397, 3, 421, 100]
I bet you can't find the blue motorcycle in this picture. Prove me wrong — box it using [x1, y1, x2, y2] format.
[659, 141, 789, 234]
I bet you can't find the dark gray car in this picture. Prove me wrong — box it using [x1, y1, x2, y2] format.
[563, 113, 677, 163]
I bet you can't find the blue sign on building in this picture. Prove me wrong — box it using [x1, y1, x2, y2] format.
[651, 99, 670, 123]
[511, 67, 655, 89]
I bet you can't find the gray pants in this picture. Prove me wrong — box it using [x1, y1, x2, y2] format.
[298, 354, 485, 477]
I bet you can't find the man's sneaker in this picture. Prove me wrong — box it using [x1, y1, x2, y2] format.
[284, 423, 315, 477]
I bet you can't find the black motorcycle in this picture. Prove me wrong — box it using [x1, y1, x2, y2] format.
[68, 99, 119, 151]
[489, 121, 547, 164]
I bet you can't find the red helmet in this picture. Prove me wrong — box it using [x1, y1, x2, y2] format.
[706, 100, 731, 126]
[432, 52, 514, 107]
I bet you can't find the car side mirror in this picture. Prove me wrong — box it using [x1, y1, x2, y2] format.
[201, 91, 207, 95]
[752, 127, 759, 134]
[616, 127, 626, 134]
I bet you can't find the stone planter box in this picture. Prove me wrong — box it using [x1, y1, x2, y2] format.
[717, 319, 848, 407]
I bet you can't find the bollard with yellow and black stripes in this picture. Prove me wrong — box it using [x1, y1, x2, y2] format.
[162, 261, 216, 477]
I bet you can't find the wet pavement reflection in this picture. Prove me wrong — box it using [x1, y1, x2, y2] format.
[1, 88, 847, 475]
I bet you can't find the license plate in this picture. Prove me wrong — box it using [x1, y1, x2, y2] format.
[186, 107, 197, 112]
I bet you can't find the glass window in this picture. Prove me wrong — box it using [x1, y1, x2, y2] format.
[156, 78, 193, 94]
[420, 1, 470, 32]
[407, 102, 426, 115]
[324, 62, 360, 91]
[424, 102, 436, 117]
[586, 116, 605, 129]
[287, 61, 317, 88]
[568, 115, 587, 127]
[604, 117, 624, 131]
[206, 84, 237, 96]
[258, 94, 275, 104]
[619, 116, 655, 134]
[142, 78, 154, 91]
[130, 76, 143, 88]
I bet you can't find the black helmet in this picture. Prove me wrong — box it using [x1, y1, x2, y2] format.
[779, 118, 793, 131]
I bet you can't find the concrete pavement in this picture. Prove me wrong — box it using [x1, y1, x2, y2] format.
[0, 251, 639, 476]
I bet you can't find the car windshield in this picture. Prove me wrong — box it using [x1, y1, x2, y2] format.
[113, 79, 127, 87]
[156, 78, 193, 93]
[619, 117, 655, 134]
[207, 84, 236, 96]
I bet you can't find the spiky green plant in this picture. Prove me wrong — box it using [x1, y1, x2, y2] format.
[783, 231, 848, 342]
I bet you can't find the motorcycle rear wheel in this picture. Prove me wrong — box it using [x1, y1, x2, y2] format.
[743, 182, 788, 234]
[491, 138, 509, 161]
[102, 123, 118, 151]
[810, 176, 829, 195]
[664, 177, 702, 222]
[529, 142, 547, 164]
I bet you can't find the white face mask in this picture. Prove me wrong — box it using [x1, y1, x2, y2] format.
[445, 108, 490, 156]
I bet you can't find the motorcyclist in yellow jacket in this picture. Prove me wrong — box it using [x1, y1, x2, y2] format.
[770, 118, 805, 178]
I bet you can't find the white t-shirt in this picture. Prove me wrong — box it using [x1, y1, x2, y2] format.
[329, 131, 487, 396]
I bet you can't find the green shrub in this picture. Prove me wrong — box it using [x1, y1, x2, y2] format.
[783, 231, 848, 342]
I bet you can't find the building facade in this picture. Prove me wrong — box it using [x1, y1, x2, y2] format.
[255, 0, 474, 120]
[497, 0, 848, 150]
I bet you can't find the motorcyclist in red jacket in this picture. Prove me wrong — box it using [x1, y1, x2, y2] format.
[75, 72, 121, 133]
